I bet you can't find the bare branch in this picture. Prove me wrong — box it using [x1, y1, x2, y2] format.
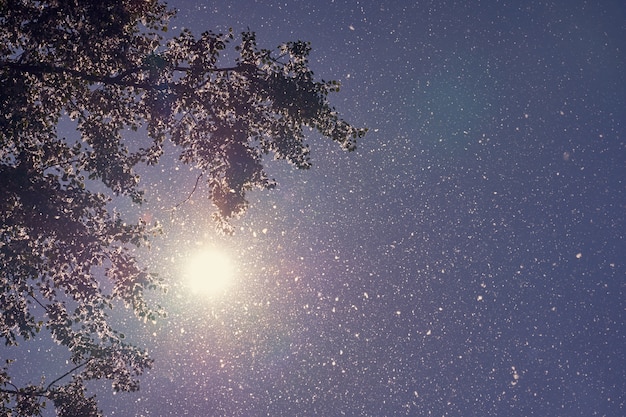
[45, 360, 92, 392]
[168, 172, 204, 211]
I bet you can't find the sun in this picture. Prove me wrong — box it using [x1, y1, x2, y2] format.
[183, 248, 236, 297]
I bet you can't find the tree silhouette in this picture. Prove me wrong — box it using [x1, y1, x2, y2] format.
[0, 1, 366, 415]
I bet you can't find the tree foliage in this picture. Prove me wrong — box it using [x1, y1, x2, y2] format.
[0, 0, 366, 415]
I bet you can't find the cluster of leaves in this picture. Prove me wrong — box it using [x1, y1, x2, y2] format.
[138, 28, 367, 225]
[1, 1, 170, 414]
[1, 0, 365, 415]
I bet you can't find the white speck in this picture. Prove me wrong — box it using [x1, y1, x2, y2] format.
[575, 252, 582, 259]
[349, 25, 355, 31]
[364, 292, 369, 299]
[511, 366, 520, 385]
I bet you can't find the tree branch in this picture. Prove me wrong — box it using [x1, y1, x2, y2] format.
[0, 61, 153, 88]
[168, 172, 204, 211]
[44, 360, 92, 392]
[0, 60, 256, 90]
[0, 360, 92, 398]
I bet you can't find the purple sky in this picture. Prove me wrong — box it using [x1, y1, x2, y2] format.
[5, 1, 625, 416]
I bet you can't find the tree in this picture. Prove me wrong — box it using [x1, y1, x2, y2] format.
[0, 1, 366, 415]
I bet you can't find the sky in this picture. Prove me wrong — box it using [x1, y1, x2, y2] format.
[6, 1, 626, 416]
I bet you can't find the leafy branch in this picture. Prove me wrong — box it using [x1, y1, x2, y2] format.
[0, 60, 257, 90]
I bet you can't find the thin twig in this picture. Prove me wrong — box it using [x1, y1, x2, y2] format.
[0, 360, 92, 397]
[28, 292, 49, 312]
[168, 172, 204, 211]
[45, 359, 92, 392]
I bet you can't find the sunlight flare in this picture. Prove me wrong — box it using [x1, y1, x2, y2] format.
[184, 248, 236, 297]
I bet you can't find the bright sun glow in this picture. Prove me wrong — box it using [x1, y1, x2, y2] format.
[184, 248, 236, 297]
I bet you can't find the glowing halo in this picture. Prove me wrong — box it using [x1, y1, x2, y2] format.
[183, 248, 236, 297]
